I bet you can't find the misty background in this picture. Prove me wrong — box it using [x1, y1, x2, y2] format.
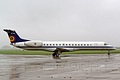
[0, 0, 120, 48]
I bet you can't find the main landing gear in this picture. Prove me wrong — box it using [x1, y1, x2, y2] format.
[52, 50, 61, 59]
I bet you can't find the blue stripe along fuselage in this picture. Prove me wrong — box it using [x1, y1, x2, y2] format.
[16, 45, 115, 50]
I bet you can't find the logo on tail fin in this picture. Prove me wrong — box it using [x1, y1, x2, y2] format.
[9, 36, 16, 42]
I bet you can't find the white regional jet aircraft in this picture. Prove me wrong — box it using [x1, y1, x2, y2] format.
[4, 29, 116, 59]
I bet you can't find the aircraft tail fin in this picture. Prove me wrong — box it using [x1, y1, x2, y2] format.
[4, 29, 30, 43]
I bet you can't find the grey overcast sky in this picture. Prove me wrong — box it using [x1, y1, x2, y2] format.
[0, 0, 120, 47]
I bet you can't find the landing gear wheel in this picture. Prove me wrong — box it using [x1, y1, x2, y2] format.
[52, 51, 61, 59]
[108, 51, 110, 58]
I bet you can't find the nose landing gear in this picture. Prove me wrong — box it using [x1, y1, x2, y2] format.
[108, 51, 110, 58]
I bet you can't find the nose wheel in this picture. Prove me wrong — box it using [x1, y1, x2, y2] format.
[108, 51, 110, 58]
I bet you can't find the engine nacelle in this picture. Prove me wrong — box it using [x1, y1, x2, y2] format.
[24, 41, 43, 47]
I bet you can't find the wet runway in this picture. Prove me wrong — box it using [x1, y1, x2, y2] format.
[0, 54, 120, 80]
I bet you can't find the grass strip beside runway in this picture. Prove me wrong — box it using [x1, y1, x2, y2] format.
[0, 49, 120, 55]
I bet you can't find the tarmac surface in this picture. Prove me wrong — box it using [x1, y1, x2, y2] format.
[0, 54, 120, 80]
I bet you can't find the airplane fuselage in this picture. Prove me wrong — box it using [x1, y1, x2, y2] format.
[13, 41, 115, 52]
